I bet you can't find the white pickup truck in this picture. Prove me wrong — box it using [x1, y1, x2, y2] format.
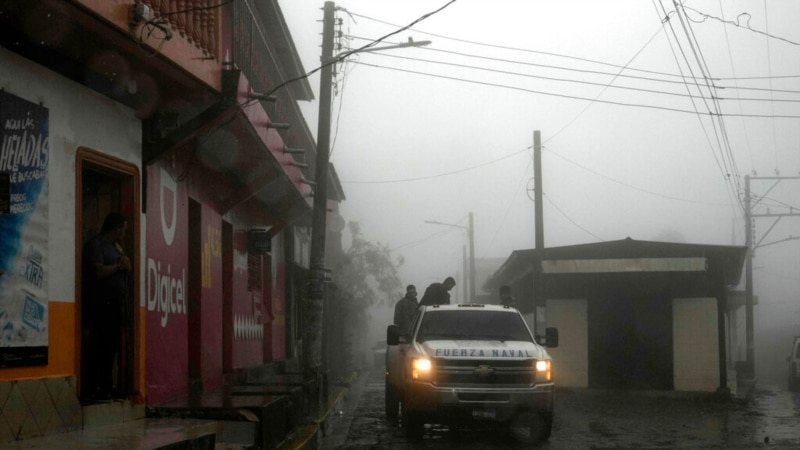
[385, 303, 558, 441]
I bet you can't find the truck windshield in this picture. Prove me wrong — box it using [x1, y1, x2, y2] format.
[416, 310, 533, 343]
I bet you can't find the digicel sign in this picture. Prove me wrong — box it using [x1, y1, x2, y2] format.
[146, 166, 188, 328]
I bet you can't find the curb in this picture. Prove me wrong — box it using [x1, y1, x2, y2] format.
[279, 379, 352, 450]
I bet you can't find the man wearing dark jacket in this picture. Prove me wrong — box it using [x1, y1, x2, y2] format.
[393, 285, 419, 333]
[419, 276, 456, 306]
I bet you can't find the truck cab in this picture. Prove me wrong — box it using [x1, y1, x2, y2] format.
[385, 303, 558, 441]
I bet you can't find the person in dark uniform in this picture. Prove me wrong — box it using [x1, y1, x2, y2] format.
[499, 285, 518, 308]
[393, 285, 419, 333]
[82, 213, 131, 400]
[419, 276, 456, 306]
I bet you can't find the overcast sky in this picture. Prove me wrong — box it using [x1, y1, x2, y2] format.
[277, 0, 800, 347]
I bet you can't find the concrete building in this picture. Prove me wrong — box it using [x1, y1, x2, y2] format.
[486, 238, 747, 394]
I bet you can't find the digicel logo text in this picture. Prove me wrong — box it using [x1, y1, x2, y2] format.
[147, 258, 187, 327]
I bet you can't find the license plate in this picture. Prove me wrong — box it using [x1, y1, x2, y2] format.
[472, 408, 496, 420]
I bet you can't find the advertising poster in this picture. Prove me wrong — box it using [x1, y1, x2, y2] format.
[0, 90, 49, 367]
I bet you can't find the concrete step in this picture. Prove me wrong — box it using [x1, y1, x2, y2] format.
[0, 417, 217, 450]
[82, 398, 146, 428]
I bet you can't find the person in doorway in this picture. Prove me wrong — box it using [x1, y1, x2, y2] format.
[419, 276, 456, 306]
[393, 284, 419, 334]
[499, 285, 518, 308]
[82, 212, 131, 400]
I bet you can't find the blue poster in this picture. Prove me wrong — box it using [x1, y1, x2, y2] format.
[0, 90, 49, 367]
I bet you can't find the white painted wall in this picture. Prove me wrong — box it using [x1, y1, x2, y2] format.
[545, 298, 588, 388]
[673, 297, 719, 391]
[1, 45, 143, 303]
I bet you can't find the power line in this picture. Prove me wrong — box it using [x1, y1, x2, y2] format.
[683, 5, 800, 46]
[341, 148, 528, 184]
[655, 0, 742, 210]
[674, 1, 744, 196]
[357, 44, 800, 105]
[542, 192, 605, 242]
[347, 60, 800, 119]
[265, 0, 458, 96]
[346, 34, 800, 96]
[489, 156, 532, 248]
[347, 10, 800, 81]
[544, 147, 733, 207]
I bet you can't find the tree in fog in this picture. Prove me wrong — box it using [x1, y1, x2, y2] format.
[328, 222, 402, 374]
[334, 221, 403, 308]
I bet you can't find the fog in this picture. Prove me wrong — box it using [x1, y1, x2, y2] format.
[278, 0, 800, 382]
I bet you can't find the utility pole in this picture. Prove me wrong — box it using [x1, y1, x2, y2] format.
[743, 174, 800, 379]
[744, 175, 753, 377]
[468, 211, 476, 302]
[462, 245, 468, 303]
[305, 0, 335, 403]
[304, 1, 431, 405]
[425, 216, 476, 301]
[532, 130, 544, 336]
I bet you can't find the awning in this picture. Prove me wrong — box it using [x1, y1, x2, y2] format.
[144, 69, 313, 225]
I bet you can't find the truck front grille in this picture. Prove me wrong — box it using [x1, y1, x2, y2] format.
[432, 358, 535, 385]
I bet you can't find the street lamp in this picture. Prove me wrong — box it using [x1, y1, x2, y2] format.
[424, 212, 476, 302]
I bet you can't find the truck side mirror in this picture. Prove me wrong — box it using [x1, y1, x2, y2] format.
[387, 324, 400, 346]
[545, 327, 559, 348]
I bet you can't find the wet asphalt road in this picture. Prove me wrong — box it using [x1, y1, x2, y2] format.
[321, 368, 800, 449]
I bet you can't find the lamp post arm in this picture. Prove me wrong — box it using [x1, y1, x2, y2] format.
[331, 39, 431, 63]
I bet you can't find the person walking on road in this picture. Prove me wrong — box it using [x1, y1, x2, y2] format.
[419, 276, 456, 306]
[393, 285, 419, 334]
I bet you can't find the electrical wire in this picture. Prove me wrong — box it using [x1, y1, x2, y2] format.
[542, 192, 605, 242]
[682, 5, 800, 46]
[358, 50, 800, 105]
[265, 0, 458, 97]
[762, 1, 780, 174]
[347, 60, 800, 119]
[718, 0, 756, 172]
[544, 147, 733, 207]
[342, 148, 528, 184]
[488, 156, 532, 248]
[347, 35, 800, 99]
[347, 10, 800, 82]
[655, 0, 742, 211]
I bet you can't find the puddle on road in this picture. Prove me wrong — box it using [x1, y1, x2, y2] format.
[749, 386, 800, 446]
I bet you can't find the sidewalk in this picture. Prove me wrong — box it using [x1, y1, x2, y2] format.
[0, 371, 357, 450]
[0, 417, 218, 450]
[278, 373, 357, 450]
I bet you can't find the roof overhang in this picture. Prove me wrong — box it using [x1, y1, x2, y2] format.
[487, 238, 748, 293]
[144, 68, 312, 224]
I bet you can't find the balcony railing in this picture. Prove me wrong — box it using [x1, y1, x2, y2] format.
[140, 0, 218, 57]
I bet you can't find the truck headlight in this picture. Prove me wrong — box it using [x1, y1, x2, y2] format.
[412, 358, 433, 380]
[535, 359, 552, 382]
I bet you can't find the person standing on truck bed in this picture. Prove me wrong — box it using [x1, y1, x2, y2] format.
[419, 276, 456, 306]
[393, 284, 419, 334]
[499, 284, 518, 308]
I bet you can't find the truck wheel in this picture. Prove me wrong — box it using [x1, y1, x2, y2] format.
[510, 412, 552, 443]
[789, 364, 799, 392]
[401, 401, 424, 439]
[384, 379, 399, 420]
[531, 413, 553, 442]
